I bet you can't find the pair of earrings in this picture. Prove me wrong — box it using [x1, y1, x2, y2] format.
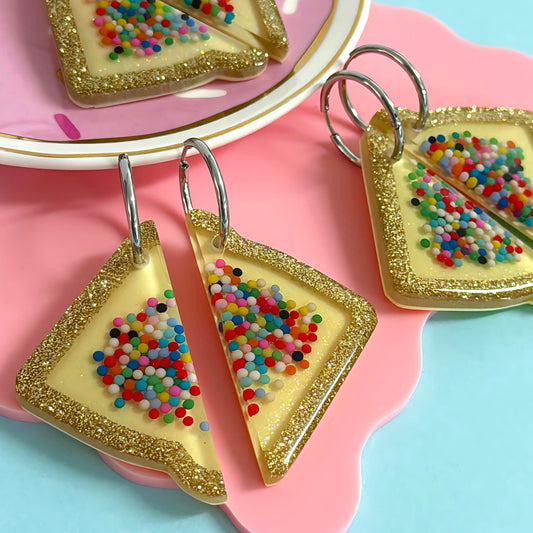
[15, 138, 377, 504]
[321, 44, 533, 310]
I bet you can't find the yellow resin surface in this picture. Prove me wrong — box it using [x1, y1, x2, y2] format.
[47, 244, 219, 471]
[71, 0, 251, 77]
[186, 210, 377, 483]
[169, 0, 288, 61]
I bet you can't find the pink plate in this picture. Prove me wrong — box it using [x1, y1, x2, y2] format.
[0, 0, 369, 168]
[2, 3, 533, 533]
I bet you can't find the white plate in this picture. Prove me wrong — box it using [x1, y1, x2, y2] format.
[0, 0, 369, 169]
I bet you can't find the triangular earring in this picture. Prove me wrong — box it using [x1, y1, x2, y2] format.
[178, 138, 377, 484]
[16, 154, 226, 504]
[321, 44, 533, 310]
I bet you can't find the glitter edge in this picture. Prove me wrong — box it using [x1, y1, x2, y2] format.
[361, 106, 533, 309]
[15, 220, 226, 504]
[189, 209, 377, 482]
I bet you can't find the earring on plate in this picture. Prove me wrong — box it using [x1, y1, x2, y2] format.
[178, 137, 377, 485]
[321, 44, 533, 310]
[16, 154, 226, 504]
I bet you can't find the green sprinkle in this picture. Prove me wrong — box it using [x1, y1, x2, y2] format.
[163, 413, 174, 424]
[312, 314, 323, 324]
[183, 399, 194, 410]
[164, 289, 174, 298]
[420, 239, 431, 248]
[109, 52, 118, 60]
[154, 383, 165, 393]
[122, 368, 133, 378]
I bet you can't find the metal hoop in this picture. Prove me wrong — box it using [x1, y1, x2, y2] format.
[118, 153, 148, 266]
[179, 138, 230, 249]
[320, 70, 404, 166]
[340, 44, 428, 131]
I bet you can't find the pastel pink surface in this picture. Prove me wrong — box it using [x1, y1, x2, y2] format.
[2, 4, 533, 533]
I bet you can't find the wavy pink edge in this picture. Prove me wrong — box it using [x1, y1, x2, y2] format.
[2, 4, 533, 533]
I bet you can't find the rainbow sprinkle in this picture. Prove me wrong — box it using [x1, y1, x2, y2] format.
[206, 259, 321, 417]
[93, 290, 208, 428]
[408, 162, 524, 267]
[88, 0, 211, 60]
[182, 0, 235, 24]
[419, 132, 533, 231]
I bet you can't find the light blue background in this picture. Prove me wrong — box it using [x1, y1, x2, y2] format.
[2, 2, 532, 532]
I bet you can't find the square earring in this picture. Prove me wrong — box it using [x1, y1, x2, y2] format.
[321, 44, 533, 310]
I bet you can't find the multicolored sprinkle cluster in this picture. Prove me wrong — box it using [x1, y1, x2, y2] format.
[88, 0, 211, 60]
[182, 0, 235, 24]
[93, 291, 208, 429]
[408, 162, 524, 267]
[206, 259, 322, 417]
[419, 132, 533, 230]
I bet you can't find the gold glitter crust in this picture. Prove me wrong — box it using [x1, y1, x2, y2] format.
[47, 0, 268, 106]
[361, 106, 533, 310]
[15, 221, 226, 504]
[188, 210, 377, 481]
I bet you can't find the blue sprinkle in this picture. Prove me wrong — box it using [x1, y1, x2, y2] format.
[178, 344, 189, 353]
[148, 349, 159, 360]
[114, 375, 125, 386]
[174, 324, 184, 334]
[175, 334, 185, 343]
[135, 381, 147, 391]
[114, 398, 125, 408]
[240, 377, 252, 388]
[179, 379, 191, 390]
[128, 359, 140, 370]
[222, 284, 232, 293]
[199, 421, 210, 431]
[420, 140, 431, 152]
[255, 388, 266, 398]
[169, 397, 180, 406]
[150, 399, 161, 409]
[159, 348, 169, 357]
[96, 365, 108, 376]
[167, 318, 178, 327]
[92, 351, 104, 362]
[145, 390, 156, 400]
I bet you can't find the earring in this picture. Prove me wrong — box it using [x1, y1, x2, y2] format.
[178, 138, 377, 485]
[321, 44, 533, 310]
[16, 154, 226, 504]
